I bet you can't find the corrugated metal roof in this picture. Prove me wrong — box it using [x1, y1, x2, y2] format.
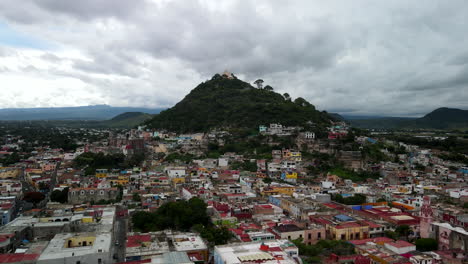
[238, 253, 274, 262]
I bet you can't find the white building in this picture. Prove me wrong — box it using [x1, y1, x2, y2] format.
[218, 158, 229, 167]
[37, 232, 112, 264]
[214, 240, 298, 264]
[164, 167, 186, 178]
[384, 240, 416, 255]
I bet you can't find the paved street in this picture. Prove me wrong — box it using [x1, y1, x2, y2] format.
[112, 206, 128, 263]
[16, 161, 61, 215]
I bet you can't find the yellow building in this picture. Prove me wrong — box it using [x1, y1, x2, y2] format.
[172, 177, 185, 184]
[64, 235, 96, 248]
[329, 222, 369, 241]
[0, 168, 20, 179]
[284, 172, 298, 179]
[116, 175, 129, 185]
[82, 216, 94, 223]
[262, 185, 295, 196]
[95, 169, 108, 178]
[290, 152, 302, 161]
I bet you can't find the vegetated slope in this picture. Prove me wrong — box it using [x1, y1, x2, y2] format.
[144, 74, 332, 132]
[104, 112, 154, 128]
[413, 107, 468, 129]
[328, 113, 346, 122]
[349, 107, 468, 130]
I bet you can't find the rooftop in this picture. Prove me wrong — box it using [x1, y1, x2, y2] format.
[0, 253, 39, 263]
[385, 240, 415, 249]
[215, 240, 297, 264]
[38, 232, 111, 261]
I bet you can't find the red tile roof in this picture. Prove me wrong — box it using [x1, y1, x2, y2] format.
[362, 220, 382, 228]
[348, 237, 394, 245]
[0, 253, 40, 263]
[127, 234, 151, 248]
[335, 222, 367, 229]
[386, 240, 415, 248]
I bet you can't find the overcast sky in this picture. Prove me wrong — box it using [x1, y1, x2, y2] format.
[0, 0, 467, 116]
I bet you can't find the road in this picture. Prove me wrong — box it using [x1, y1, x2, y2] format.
[112, 206, 128, 263]
[16, 161, 61, 215]
[16, 167, 35, 214]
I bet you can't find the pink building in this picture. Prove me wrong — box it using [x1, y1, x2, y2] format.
[420, 196, 433, 238]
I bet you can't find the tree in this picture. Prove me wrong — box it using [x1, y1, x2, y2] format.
[132, 198, 210, 232]
[415, 238, 438, 251]
[263, 177, 273, 184]
[283, 93, 291, 100]
[132, 193, 141, 202]
[395, 225, 411, 240]
[23, 192, 45, 205]
[38, 182, 49, 191]
[331, 193, 367, 205]
[294, 97, 310, 107]
[195, 225, 232, 245]
[384, 230, 398, 240]
[50, 188, 69, 203]
[264, 85, 274, 91]
[253, 79, 264, 89]
[292, 238, 355, 258]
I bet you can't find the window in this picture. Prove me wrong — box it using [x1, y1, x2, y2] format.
[341, 234, 345, 240]
[356, 233, 360, 239]
[318, 232, 321, 238]
[98, 259, 102, 264]
[76, 262, 80, 264]
[299, 234, 302, 238]
[308, 233, 312, 239]
[288, 236, 291, 240]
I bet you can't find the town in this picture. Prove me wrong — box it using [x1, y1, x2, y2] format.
[0, 117, 466, 264]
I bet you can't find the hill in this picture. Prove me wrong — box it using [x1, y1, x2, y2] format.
[0, 105, 164, 120]
[416, 107, 468, 129]
[144, 73, 332, 132]
[103, 112, 153, 128]
[328, 113, 346, 122]
[348, 107, 468, 130]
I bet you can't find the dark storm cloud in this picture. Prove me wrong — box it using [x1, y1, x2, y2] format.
[405, 65, 468, 92]
[0, 0, 467, 115]
[129, 1, 344, 76]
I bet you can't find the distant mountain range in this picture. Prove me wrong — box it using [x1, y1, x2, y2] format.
[348, 107, 468, 130]
[0, 105, 164, 120]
